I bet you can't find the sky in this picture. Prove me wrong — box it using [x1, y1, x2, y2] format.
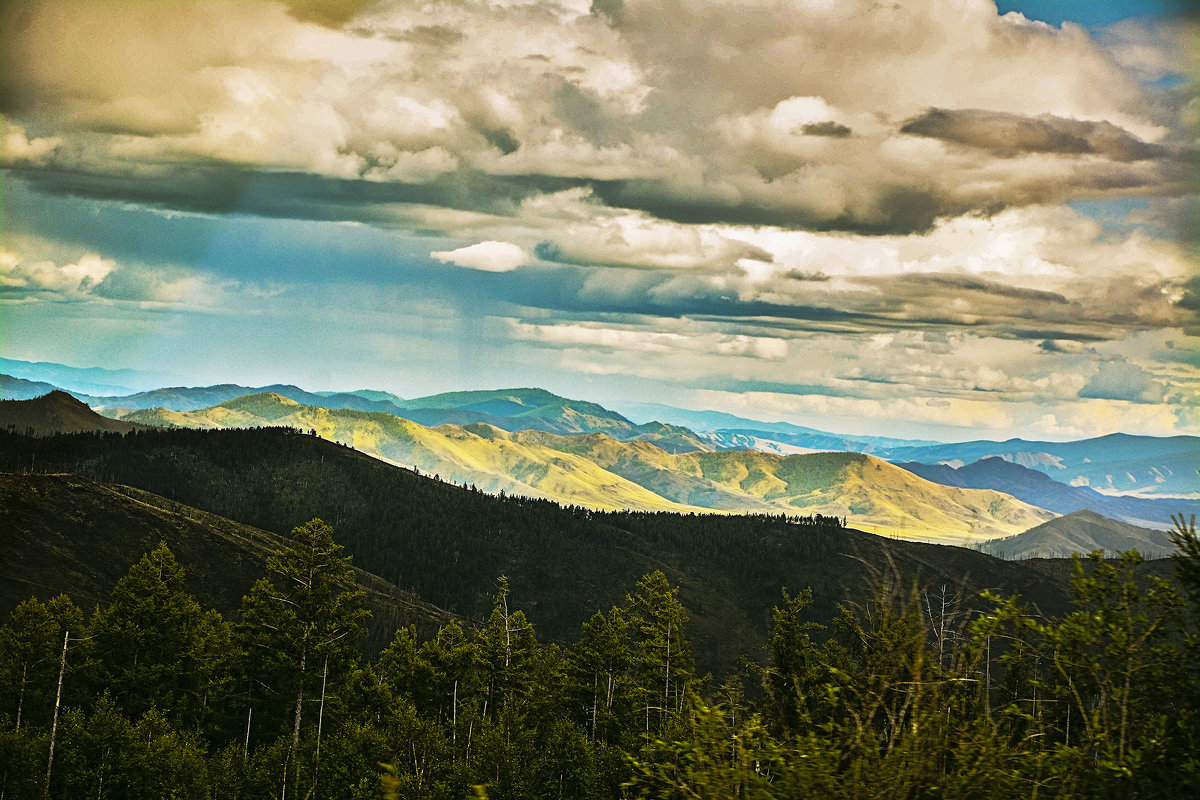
[0, 0, 1196, 441]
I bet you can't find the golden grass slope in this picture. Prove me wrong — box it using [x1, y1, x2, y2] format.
[126, 393, 1056, 541]
[126, 394, 693, 512]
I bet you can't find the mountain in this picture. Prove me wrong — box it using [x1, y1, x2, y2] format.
[82, 382, 410, 416]
[56, 380, 709, 451]
[127, 393, 1054, 542]
[671, 450, 1053, 542]
[125, 394, 697, 512]
[614, 401, 939, 451]
[0, 425, 1076, 674]
[0, 472, 455, 651]
[391, 388, 711, 451]
[0, 356, 186, 394]
[320, 388, 406, 405]
[898, 457, 1200, 529]
[0, 373, 61, 400]
[886, 433, 1200, 498]
[979, 510, 1178, 560]
[0, 391, 152, 435]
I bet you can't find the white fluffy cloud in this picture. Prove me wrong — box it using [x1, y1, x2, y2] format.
[0, 250, 113, 295]
[2, 0, 1195, 438]
[1, 0, 1190, 231]
[431, 241, 528, 271]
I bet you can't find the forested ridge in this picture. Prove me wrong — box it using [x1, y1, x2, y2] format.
[2, 426, 1198, 798]
[2, 515, 1198, 799]
[0, 427, 1075, 674]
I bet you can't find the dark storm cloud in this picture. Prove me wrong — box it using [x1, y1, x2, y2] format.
[900, 108, 1171, 162]
[801, 121, 852, 137]
[4, 162, 579, 227]
[279, 0, 375, 27]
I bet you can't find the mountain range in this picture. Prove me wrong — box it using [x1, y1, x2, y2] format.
[616, 400, 1198, 500]
[899, 457, 1200, 530]
[112, 392, 1054, 542]
[1, 365, 1196, 536]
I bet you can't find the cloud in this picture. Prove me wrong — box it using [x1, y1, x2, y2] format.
[0, 249, 113, 296]
[507, 319, 788, 361]
[1, 0, 1191, 236]
[0, 117, 60, 165]
[899, 108, 1170, 162]
[1079, 359, 1168, 404]
[1039, 339, 1089, 354]
[431, 240, 528, 272]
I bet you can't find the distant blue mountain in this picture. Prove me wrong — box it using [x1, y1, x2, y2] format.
[0, 373, 61, 401]
[887, 434, 1199, 499]
[899, 457, 1199, 529]
[613, 402, 939, 451]
[0, 357, 189, 395]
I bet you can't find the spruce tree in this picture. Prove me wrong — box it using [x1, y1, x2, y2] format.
[236, 518, 369, 800]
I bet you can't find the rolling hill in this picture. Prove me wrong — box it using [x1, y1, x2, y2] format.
[979, 510, 1178, 560]
[0, 390, 152, 435]
[125, 393, 696, 512]
[124, 393, 1054, 541]
[0, 425, 1077, 674]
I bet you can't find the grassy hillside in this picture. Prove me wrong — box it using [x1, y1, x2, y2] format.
[980, 510, 1178, 560]
[0, 426, 1076, 674]
[126, 394, 1053, 541]
[0, 472, 455, 651]
[128, 394, 693, 512]
[518, 431, 1053, 541]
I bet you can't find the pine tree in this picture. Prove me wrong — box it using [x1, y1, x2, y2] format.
[88, 543, 206, 720]
[624, 572, 694, 735]
[0, 596, 84, 733]
[237, 518, 369, 800]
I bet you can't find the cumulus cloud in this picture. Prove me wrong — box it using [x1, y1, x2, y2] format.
[507, 319, 788, 361]
[431, 240, 528, 271]
[0, 249, 113, 296]
[1, 0, 1195, 438]
[1079, 359, 1168, 403]
[1, 117, 61, 165]
[1, 0, 1192, 234]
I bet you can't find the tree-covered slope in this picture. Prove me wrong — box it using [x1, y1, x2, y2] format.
[0, 426, 1075, 674]
[0, 472, 455, 651]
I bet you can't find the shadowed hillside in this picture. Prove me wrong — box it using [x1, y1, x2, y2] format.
[0, 472, 455, 651]
[980, 510, 1177, 560]
[0, 391, 152, 435]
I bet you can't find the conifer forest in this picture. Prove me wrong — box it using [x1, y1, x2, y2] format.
[3, 513, 1199, 800]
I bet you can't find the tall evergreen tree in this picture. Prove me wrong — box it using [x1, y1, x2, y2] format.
[237, 518, 369, 800]
[624, 571, 694, 735]
[88, 543, 207, 721]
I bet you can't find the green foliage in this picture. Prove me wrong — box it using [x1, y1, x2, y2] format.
[88, 543, 216, 722]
